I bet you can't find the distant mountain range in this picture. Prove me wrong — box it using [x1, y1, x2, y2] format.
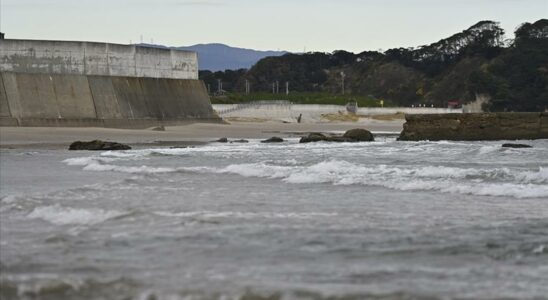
[179, 44, 288, 71]
[137, 43, 288, 71]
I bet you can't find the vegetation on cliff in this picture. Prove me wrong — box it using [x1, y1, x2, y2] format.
[468, 19, 548, 111]
[201, 19, 547, 111]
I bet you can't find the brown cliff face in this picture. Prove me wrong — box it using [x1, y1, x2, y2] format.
[399, 113, 548, 141]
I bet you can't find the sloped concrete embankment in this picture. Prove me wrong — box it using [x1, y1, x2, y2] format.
[399, 113, 548, 141]
[0, 72, 220, 128]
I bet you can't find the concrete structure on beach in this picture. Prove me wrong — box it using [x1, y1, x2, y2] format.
[399, 113, 548, 141]
[0, 39, 219, 128]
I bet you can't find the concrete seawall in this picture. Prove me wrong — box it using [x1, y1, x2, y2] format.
[0, 39, 220, 127]
[0, 72, 219, 128]
[399, 113, 548, 141]
[0, 39, 197, 79]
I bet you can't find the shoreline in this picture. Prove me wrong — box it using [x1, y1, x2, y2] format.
[0, 119, 404, 150]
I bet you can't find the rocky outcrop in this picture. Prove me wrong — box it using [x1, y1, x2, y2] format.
[399, 113, 548, 141]
[261, 137, 284, 143]
[300, 129, 374, 143]
[69, 140, 131, 151]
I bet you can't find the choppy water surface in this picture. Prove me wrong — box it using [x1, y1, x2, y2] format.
[1, 137, 548, 299]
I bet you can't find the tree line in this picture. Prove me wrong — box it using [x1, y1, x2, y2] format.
[200, 19, 547, 111]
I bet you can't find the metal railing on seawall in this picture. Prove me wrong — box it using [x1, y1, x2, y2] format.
[215, 100, 293, 115]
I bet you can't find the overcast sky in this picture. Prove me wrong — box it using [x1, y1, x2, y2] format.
[1, 0, 546, 52]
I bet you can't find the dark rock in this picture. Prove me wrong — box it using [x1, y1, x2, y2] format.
[261, 137, 284, 143]
[343, 128, 374, 141]
[69, 140, 131, 151]
[216, 137, 228, 143]
[151, 126, 165, 131]
[501, 143, 533, 148]
[300, 130, 374, 143]
[300, 133, 328, 143]
[231, 139, 249, 143]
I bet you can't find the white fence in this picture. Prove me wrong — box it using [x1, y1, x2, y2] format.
[213, 103, 462, 116]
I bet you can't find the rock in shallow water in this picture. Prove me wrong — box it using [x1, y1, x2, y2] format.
[69, 140, 131, 151]
[501, 143, 533, 148]
[231, 139, 249, 143]
[261, 137, 284, 143]
[300, 129, 374, 143]
[300, 133, 329, 143]
[342, 128, 375, 142]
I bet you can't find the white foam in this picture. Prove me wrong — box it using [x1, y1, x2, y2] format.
[82, 163, 175, 174]
[284, 160, 355, 184]
[532, 245, 546, 254]
[154, 210, 338, 219]
[27, 205, 127, 225]
[211, 160, 548, 198]
[64, 155, 176, 174]
[0, 195, 19, 204]
[514, 167, 548, 184]
[63, 157, 98, 166]
[64, 154, 223, 175]
[478, 145, 501, 155]
[443, 182, 548, 199]
[99, 151, 137, 158]
[219, 163, 293, 179]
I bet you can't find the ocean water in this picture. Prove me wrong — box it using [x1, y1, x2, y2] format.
[1, 137, 548, 300]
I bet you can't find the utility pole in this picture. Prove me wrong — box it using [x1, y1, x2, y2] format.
[207, 84, 211, 94]
[217, 79, 222, 94]
[340, 71, 346, 95]
[285, 82, 289, 95]
[276, 81, 279, 94]
[245, 80, 250, 95]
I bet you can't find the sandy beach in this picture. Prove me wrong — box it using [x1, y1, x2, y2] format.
[0, 119, 404, 149]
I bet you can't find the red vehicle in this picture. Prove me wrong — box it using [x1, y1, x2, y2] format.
[447, 100, 461, 109]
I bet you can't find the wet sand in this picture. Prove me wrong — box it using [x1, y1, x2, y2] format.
[0, 119, 404, 149]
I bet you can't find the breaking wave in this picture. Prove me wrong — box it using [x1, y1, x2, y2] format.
[215, 161, 548, 199]
[64, 157, 176, 174]
[62, 142, 548, 199]
[27, 204, 129, 226]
